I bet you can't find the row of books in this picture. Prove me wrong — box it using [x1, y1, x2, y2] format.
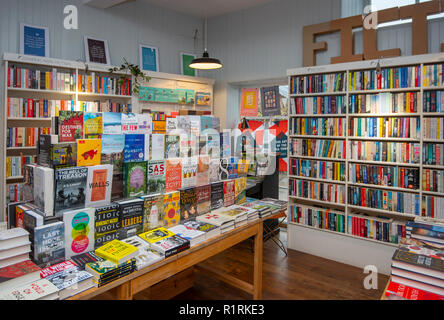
[289, 139, 346, 160]
[289, 96, 346, 115]
[423, 118, 444, 140]
[76, 73, 132, 96]
[289, 117, 346, 137]
[7, 127, 50, 148]
[348, 92, 418, 114]
[422, 195, 444, 220]
[289, 179, 346, 204]
[290, 72, 346, 94]
[288, 204, 345, 233]
[349, 164, 420, 190]
[7, 183, 25, 204]
[7, 66, 75, 92]
[349, 117, 420, 139]
[289, 158, 345, 182]
[423, 143, 444, 166]
[422, 169, 444, 193]
[151, 111, 166, 121]
[6, 156, 35, 178]
[349, 66, 421, 91]
[423, 90, 444, 113]
[350, 141, 421, 164]
[422, 63, 444, 87]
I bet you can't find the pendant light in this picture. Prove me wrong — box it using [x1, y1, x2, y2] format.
[189, 17, 222, 70]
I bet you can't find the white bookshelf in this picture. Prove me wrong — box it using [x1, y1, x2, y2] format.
[1, 53, 215, 222]
[286, 53, 444, 273]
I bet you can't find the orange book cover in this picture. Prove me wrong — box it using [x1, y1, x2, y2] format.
[90, 169, 108, 202]
[165, 159, 182, 193]
[77, 138, 101, 166]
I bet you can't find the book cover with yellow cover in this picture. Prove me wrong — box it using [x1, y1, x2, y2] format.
[138, 227, 175, 244]
[84, 112, 103, 139]
[77, 138, 101, 166]
[163, 191, 180, 228]
[95, 239, 139, 265]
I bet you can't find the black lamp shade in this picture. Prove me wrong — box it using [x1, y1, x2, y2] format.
[189, 51, 222, 70]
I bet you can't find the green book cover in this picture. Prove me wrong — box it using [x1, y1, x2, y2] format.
[123, 161, 148, 198]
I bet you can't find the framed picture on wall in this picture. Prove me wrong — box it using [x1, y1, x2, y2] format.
[20, 23, 49, 57]
[180, 52, 198, 77]
[84, 36, 110, 65]
[139, 44, 159, 72]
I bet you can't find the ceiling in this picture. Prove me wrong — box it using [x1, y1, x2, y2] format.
[84, 0, 277, 18]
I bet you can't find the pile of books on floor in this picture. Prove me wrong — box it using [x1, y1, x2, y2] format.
[386, 220, 444, 300]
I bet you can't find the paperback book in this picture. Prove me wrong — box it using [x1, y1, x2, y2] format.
[137, 114, 152, 134]
[182, 156, 198, 188]
[94, 204, 120, 248]
[165, 158, 182, 192]
[150, 134, 165, 160]
[76, 138, 101, 167]
[63, 207, 95, 259]
[51, 142, 77, 169]
[33, 166, 54, 217]
[54, 167, 88, 215]
[95, 239, 139, 266]
[223, 180, 235, 207]
[163, 191, 181, 228]
[123, 161, 148, 198]
[196, 185, 211, 216]
[211, 182, 224, 211]
[138, 227, 175, 244]
[120, 236, 163, 270]
[147, 160, 165, 194]
[58, 111, 84, 142]
[102, 112, 122, 135]
[33, 221, 65, 267]
[142, 194, 165, 232]
[168, 224, 205, 247]
[83, 112, 103, 138]
[180, 187, 197, 222]
[209, 158, 220, 183]
[165, 135, 180, 159]
[182, 220, 219, 240]
[150, 235, 190, 258]
[121, 113, 139, 134]
[124, 134, 148, 163]
[116, 199, 144, 240]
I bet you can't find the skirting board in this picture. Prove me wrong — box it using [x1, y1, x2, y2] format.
[287, 223, 396, 276]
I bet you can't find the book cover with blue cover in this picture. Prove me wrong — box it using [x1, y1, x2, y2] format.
[33, 221, 65, 267]
[103, 112, 122, 135]
[228, 157, 239, 179]
[124, 134, 147, 162]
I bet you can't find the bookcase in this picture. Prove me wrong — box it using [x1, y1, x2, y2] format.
[1, 52, 214, 222]
[286, 53, 444, 274]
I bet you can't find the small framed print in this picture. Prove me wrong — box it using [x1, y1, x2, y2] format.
[20, 23, 49, 57]
[180, 52, 198, 77]
[139, 44, 159, 72]
[84, 36, 110, 65]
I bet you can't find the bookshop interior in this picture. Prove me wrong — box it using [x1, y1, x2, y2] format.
[1, 0, 444, 303]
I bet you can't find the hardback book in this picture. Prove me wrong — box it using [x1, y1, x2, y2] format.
[102, 112, 122, 135]
[220, 131, 231, 158]
[0, 278, 59, 300]
[392, 249, 444, 276]
[70, 251, 104, 270]
[209, 158, 220, 183]
[40, 260, 78, 278]
[386, 281, 444, 300]
[121, 113, 139, 134]
[211, 182, 224, 211]
[124, 134, 148, 163]
[85, 164, 113, 208]
[196, 185, 211, 216]
[234, 177, 247, 204]
[180, 187, 197, 222]
[165, 135, 180, 159]
[0, 243, 30, 261]
[23, 164, 36, 202]
[44, 265, 93, 300]
[50, 142, 77, 169]
[213, 205, 250, 227]
[76, 138, 101, 167]
[390, 274, 444, 297]
[182, 156, 198, 188]
[23, 210, 44, 256]
[166, 118, 177, 134]
[182, 220, 220, 240]
[37, 134, 59, 167]
[138, 227, 175, 245]
[123, 161, 148, 198]
[180, 133, 198, 158]
[137, 113, 153, 134]
[227, 157, 239, 179]
[168, 224, 205, 247]
[94, 204, 120, 248]
[85, 259, 136, 287]
[150, 235, 190, 258]
[219, 158, 229, 181]
[0, 253, 30, 269]
[163, 191, 181, 228]
[54, 167, 88, 215]
[33, 166, 54, 217]
[147, 160, 166, 194]
[83, 112, 103, 139]
[197, 155, 210, 186]
[95, 239, 139, 266]
[116, 198, 144, 240]
[58, 110, 84, 142]
[101, 134, 125, 200]
[33, 222, 65, 267]
[0, 228, 30, 251]
[196, 212, 235, 233]
[223, 180, 235, 207]
[0, 260, 41, 291]
[150, 134, 165, 160]
[120, 236, 163, 270]
[63, 208, 95, 259]
[165, 158, 182, 192]
[142, 194, 165, 232]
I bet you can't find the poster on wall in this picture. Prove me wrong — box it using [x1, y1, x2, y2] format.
[260, 86, 280, 116]
[84, 36, 110, 65]
[180, 52, 197, 77]
[139, 44, 159, 72]
[20, 23, 49, 57]
[269, 120, 288, 172]
[240, 88, 259, 117]
[196, 92, 211, 106]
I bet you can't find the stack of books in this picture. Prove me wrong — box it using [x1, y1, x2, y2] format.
[196, 212, 235, 233]
[138, 228, 190, 258]
[121, 236, 164, 270]
[261, 198, 287, 212]
[0, 228, 32, 268]
[182, 220, 220, 240]
[168, 224, 206, 247]
[0, 260, 41, 293]
[0, 277, 59, 300]
[386, 220, 444, 300]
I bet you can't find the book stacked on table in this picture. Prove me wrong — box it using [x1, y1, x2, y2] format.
[196, 212, 235, 233]
[121, 236, 164, 270]
[0, 277, 59, 300]
[0, 228, 32, 269]
[212, 205, 250, 228]
[168, 224, 206, 247]
[0, 260, 41, 293]
[138, 228, 190, 258]
[182, 220, 220, 240]
[386, 220, 444, 299]
[242, 199, 273, 218]
[261, 198, 287, 212]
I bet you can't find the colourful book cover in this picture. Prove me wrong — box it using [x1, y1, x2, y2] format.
[33, 221, 65, 267]
[197, 155, 210, 186]
[165, 158, 182, 193]
[235, 177, 247, 204]
[180, 187, 197, 222]
[101, 134, 125, 175]
[85, 164, 113, 208]
[58, 111, 84, 142]
[123, 161, 147, 198]
[147, 160, 166, 194]
[138, 227, 175, 244]
[163, 191, 180, 228]
[121, 113, 139, 134]
[54, 167, 88, 215]
[51, 142, 77, 169]
[137, 114, 152, 134]
[77, 139, 101, 166]
[63, 207, 95, 259]
[165, 135, 180, 159]
[196, 185, 211, 216]
[102, 112, 122, 135]
[228, 157, 239, 179]
[182, 156, 198, 188]
[142, 194, 164, 232]
[95, 239, 139, 266]
[117, 198, 144, 240]
[94, 204, 120, 248]
[200, 115, 213, 132]
[83, 112, 103, 139]
[196, 93, 211, 106]
[220, 131, 231, 158]
[223, 180, 235, 207]
[124, 134, 147, 163]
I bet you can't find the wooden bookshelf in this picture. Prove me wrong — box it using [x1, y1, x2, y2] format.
[286, 53, 444, 266]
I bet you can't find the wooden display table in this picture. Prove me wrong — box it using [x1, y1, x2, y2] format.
[68, 212, 285, 300]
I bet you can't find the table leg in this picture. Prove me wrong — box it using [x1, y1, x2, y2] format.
[253, 222, 263, 300]
[112, 282, 133, 300]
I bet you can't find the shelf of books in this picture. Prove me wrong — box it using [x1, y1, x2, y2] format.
[286, 53, 444, 270]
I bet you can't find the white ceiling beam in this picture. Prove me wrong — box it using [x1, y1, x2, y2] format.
[83, 0, 134, 9]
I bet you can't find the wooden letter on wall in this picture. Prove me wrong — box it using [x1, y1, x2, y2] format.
[363, 7, 401, 60]
[400, 0, 441, 55]
[330, 15, 363, 64]
[302, 22, 333, 67]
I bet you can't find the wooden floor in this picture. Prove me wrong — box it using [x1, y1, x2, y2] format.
[93, 231, 388, 300]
